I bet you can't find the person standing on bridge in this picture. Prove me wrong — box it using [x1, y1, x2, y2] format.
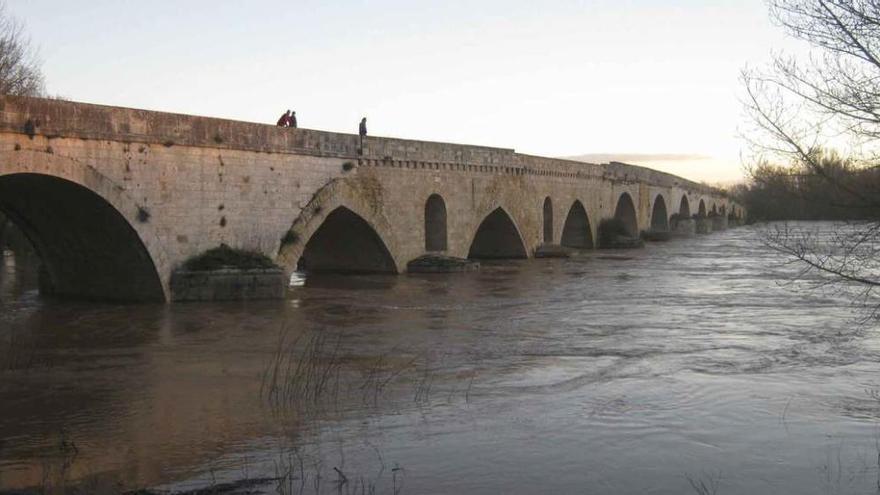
[276, 110, 291, 127]
[290, 111, 297, 129]
[358, 117, 367, 155]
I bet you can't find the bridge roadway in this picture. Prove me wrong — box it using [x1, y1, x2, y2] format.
[0, 96, 739, 302]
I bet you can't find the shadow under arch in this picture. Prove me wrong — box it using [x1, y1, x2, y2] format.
[614, 192, 638, 237]
[561, 200, 593, 248]
[297, 206, 397, 274]
[0, 173, 163, 302]
[651, 194, 669, 231]
[542, 197, 553, 243]
[425, 193, 447, 252]
[468, 207, 528, 259]
[698, 199, 707, 217]
[679, 195, 691, 217]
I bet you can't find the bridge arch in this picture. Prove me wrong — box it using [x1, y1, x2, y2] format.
[614, 192, 638, 237]
[698, 199, 707, 217]
[542, 196, 553, 243]
[424, 194, 447, 251]
[0, 172, 164, 301]
[296, 206, 396, 273]
[468, 207, 528, 259]
[650, 194, 669, 231]
[560, 200, 593, 248]
[711, 203, 718, 215]
[277, 177, 403, 276]
[679, 195, 691, 217]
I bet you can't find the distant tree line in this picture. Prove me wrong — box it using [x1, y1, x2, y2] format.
[731, 151, 880, 222]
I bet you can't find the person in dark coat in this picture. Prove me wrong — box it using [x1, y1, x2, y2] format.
[276, 110, 291, 127]
[290, 111, 297, 128]
[358, 117, 367, 155]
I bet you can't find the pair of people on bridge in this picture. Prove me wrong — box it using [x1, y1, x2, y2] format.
[276, 110, 297, 128]
[276, 111, 367, 153]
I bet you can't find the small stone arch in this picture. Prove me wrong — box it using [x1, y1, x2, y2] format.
[614, 192, 639, 237]
[651, 194, 669, 231]
[468, 207, 528, 259]
[424, 193, 447, 251]
[711, 203, 718, 215]
[542, 197, 553, 243]
[277, 177, 402, 275]
[679, 195, 691, 217]
[720, 204, 726, 216]
[560, 200, 593, 248]
[297, 206, 397, 273]
[698, 199, 707, 217]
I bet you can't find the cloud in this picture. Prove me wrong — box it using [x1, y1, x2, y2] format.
[562, 152, 745, 185]
[563, 153, 713, 164]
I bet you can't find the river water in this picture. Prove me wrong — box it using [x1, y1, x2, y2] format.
[2, 223, 880, 494]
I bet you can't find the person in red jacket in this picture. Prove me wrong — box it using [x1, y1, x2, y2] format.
[276, 110, 291, 127]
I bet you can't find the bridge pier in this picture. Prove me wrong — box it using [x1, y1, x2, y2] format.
[670, 218, 696, 237]
[695, 217, 713, 234]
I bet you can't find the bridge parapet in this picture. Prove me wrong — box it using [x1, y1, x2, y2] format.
[0, 96, 727, 198]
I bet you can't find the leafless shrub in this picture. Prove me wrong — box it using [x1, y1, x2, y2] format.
[742, 0, 880, 317]
[0, 1, 44, 96]
[761, 222, 880, 319]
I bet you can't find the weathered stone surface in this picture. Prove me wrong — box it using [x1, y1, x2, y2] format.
[695, 218, 713, 234]
[406, 254, 479, 273]
[671, 218, 696, 237]
[170, 268, 286, 302]
[603, 236, 646, 249]
[711, 215, 728, 231]
[641, 230, 672, 242]
[0, 95, 744, 302]
[534, 243, 573, 258]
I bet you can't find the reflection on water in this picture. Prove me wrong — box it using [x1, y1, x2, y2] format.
[2, 224, 880, 494]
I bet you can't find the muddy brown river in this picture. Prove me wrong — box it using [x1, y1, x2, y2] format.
[2, 223, 880, 494]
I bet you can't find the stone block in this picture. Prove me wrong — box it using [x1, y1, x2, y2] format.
[406, 254, 480, 273]
[534, 244, 573, 258]
[671, 218, 696, 237]
[641, 230, 672, 242]
[170, 268, 286, 302]
[695, 218, 713, 234]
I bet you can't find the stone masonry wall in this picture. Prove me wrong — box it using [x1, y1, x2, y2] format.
[0, 96, 740, 301]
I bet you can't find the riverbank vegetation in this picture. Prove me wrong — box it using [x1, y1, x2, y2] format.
[739, 0, 880, 311]
[731, 151, 880, 221]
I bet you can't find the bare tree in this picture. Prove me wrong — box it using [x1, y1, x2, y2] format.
[0, 1, 43, 96]
[741, 1, 880, 315]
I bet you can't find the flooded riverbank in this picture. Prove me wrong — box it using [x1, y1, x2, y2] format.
[2, 224, 880, 494]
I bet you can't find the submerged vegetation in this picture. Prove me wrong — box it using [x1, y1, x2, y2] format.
[260, 328, 475, 418]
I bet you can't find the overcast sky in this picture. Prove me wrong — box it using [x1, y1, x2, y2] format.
[11, 0, 795, 184]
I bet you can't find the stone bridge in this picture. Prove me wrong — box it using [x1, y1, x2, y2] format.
[0, 96, 741, 302]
